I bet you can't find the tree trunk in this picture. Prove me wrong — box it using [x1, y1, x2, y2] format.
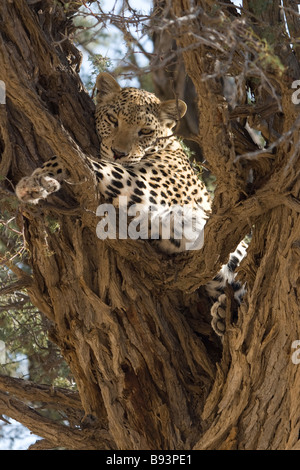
[0, 0, 299, 450]
[172, 0, 300, 450]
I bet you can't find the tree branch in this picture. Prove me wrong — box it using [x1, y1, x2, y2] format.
[0, 278, 32, 296]
[0, 389, 113, 450]
[0, 375, 82, 410]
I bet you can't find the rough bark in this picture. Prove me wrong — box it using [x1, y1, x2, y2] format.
[172, 0, 300, 450]
[0, 0, 299, 450]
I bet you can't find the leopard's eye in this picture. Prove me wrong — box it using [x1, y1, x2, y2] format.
[107, 113, 118, 125]
[139, 128, 154, 136]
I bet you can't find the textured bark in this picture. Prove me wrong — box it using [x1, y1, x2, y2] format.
[172, 0, 300, 450]
[0, 0, 299, 450]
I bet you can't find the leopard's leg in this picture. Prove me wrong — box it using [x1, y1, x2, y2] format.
[16, 156, 65, 204]
[210, 285, 246, 337]
[206, 241, 247, 337]
[89, 159, 153, 205]
[16, 155, 146, 205]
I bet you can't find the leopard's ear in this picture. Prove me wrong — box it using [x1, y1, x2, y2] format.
[96, 73, 121, 104]
[159, 99, 187, 128]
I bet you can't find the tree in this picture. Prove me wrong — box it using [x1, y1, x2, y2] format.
[0, 0, 299, 450]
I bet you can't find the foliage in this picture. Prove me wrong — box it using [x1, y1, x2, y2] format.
[0, 212, 72, 387]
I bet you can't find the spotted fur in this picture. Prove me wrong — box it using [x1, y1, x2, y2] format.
[15, 72, 247, 337]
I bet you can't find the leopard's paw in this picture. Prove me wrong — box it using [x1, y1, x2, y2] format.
[16, 174, 61, 204]
[210, 293, 227, 337]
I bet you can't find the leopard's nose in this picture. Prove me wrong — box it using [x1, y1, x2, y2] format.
[111, 148, 128, 159]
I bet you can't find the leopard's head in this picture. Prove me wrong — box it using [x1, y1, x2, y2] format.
[95, 73, 187, 165]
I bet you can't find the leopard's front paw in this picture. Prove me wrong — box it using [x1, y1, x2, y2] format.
[16, 174, 61, 204]
[210, 293, 227, 337]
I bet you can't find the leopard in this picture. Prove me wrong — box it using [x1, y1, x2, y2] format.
[15, 72, 246, 338]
